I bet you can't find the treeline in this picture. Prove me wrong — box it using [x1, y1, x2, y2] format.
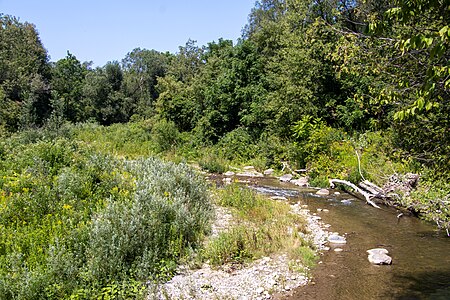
[1, 0, 449, 174]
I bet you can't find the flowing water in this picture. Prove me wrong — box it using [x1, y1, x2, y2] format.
[245, 178, 450, 300]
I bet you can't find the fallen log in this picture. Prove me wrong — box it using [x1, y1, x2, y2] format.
[329, 179, 381, 209]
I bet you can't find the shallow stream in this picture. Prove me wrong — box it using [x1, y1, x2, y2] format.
[247, 178, 450, 300]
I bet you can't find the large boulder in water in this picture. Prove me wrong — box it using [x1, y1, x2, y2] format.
[367, 248, 392, 265]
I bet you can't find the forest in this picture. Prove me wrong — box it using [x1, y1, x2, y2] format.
[0, 0, 449, 298]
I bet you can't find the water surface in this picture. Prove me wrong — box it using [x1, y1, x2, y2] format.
[248, 178, 450, 300]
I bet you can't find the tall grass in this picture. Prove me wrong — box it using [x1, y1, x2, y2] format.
[203, 184, 311, 267]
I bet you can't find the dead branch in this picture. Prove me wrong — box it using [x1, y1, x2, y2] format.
[329, 179, 381, 209]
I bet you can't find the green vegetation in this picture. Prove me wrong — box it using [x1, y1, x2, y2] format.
[202, 184, 312, 268]
[0, 1, 449, 298]
[0, 134, 212, 299]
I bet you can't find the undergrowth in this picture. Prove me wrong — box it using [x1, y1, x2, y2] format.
[202, 184, 314, 268]
[0, 135, 212, 299]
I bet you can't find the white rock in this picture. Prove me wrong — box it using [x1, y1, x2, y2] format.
[256, 287, 265, 294]
[263, 168, 274, 175]
[236, 172, 264, 177]
[327, 234, 347, 244]
[334, 248, 344, 252]
[291, 177, 309, 187]
[316, 188, 330, 196]
[222, 177, 232, 184]
[224, 171, 235, 176]
[279, 174, 293, 182]
[367, 248, 392, 265]
[270, 196, 288, 201]
[243, 166, 255, 170]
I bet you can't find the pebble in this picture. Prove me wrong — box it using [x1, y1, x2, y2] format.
[149, 195, 330, 300]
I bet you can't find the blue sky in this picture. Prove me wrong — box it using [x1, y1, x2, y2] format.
[1, 0, 256, 66]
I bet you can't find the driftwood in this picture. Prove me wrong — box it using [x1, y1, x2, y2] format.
[329, 179, 382, 209]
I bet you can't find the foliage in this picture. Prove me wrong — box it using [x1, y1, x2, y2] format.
[0, 14, 51, 130]
[404, 178, 450, 232]
[203, 184, 309, 266]
[0, 0, 449, 242]
[0, 133, 212, 299]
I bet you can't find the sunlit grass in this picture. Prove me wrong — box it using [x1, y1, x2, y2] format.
[202, 184, 312, 267]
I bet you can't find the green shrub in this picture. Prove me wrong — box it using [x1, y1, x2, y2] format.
[216, 128, 257, 163]
[151, 118, 180, 153]
[0, 134, 213, 299]
[198, 150, 228, 174]
[405, 179, 450, 232]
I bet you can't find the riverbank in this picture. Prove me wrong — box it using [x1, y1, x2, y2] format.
[148, 181, 330, 300]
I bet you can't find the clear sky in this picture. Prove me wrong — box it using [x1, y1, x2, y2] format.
[1, 0, 256, 66]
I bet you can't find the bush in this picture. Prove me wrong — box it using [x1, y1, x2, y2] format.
[86, 158, 213, 283]
[151, 119, 180, 153]
[216, 128, 257, 163]
[199, 150, 228, 174]
[0, 135, 213, 299]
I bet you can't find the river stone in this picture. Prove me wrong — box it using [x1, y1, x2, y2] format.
[271, 196, 288, 201]
[222, 177, 232, 185]
[236, 171, 264, 177]
[263, 168, 274, 176]
[291, 177, 309, 187]
[279, 174, 293, 182]
[367, 248, 392, 265]
[316, 188, 330, 196]
[224, 171, 235, 176]
[327, 234, 347, 244]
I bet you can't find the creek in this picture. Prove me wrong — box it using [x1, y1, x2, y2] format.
[246, 177, 450, 300]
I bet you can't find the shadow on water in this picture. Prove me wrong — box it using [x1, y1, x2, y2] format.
[241, 177, 450, 300]
[387, 269, 450, 300]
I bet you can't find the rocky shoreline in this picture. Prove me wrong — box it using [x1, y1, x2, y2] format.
[148, 199, 331, 300]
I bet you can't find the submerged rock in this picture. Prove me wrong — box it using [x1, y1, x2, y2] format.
[367, 248, 392, 265]
[328, 234, 347, 244]
[316, 188, 330, 196]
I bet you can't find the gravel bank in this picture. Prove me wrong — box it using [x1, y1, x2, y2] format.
[148, 202, 329, 300]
